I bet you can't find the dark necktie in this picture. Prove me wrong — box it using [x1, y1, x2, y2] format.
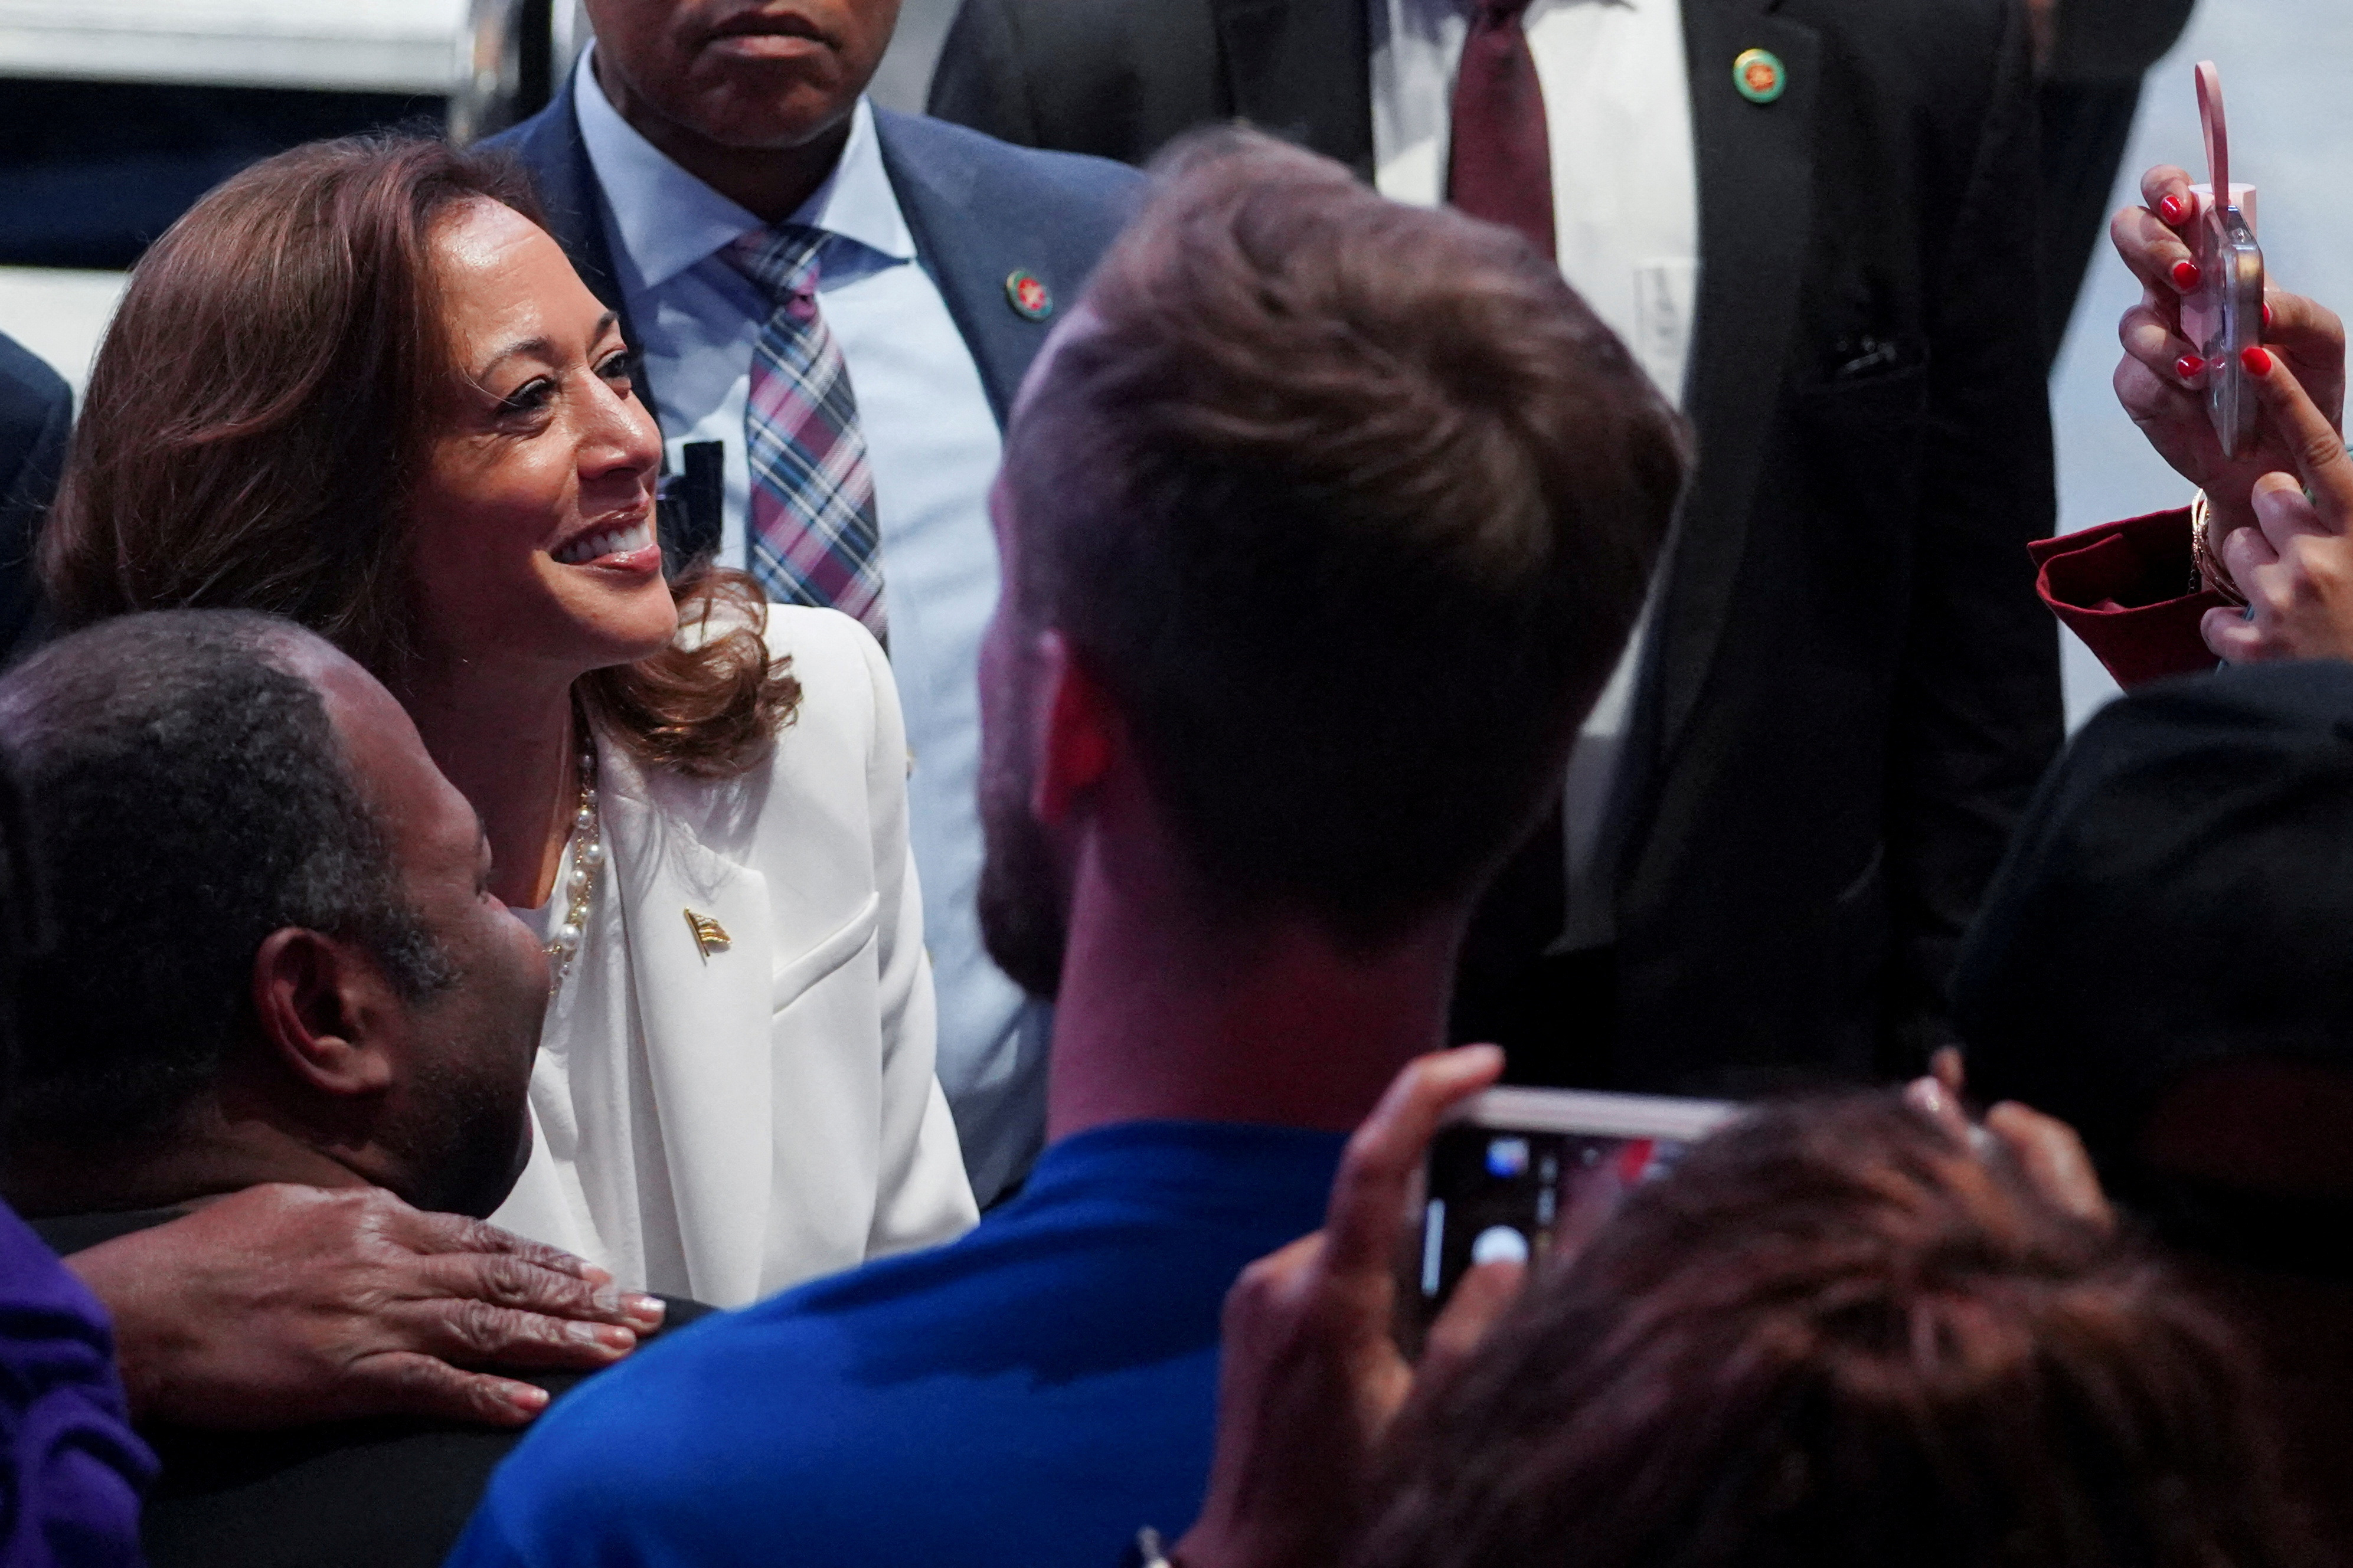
[1447, 0, 1557, 260]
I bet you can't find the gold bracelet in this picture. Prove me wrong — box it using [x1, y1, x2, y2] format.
[2190, 490, 2249, 605]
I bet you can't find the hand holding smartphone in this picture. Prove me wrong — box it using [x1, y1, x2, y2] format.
[2182, 61, 2264, 458]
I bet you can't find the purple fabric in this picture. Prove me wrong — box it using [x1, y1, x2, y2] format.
[0, 1200, 152, 1567]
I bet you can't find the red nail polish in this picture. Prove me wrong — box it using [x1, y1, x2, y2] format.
[2176, 354, 2205, 381]
[2160, 192, 2191, 225]
[2243, 346, 2274, 376]
[2171, 259, 2202, 291]
[2263, 302, 2274, 330]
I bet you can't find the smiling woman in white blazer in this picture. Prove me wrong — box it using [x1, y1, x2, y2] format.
[42, 138, 977, 1306]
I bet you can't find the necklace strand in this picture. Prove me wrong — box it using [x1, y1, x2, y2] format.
[544, 727, 603, 990]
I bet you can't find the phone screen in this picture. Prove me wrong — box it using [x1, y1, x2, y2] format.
[1405, 1088, 1737, 1334]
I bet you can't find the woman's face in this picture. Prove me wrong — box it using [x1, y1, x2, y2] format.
[407, 199, 675, 683]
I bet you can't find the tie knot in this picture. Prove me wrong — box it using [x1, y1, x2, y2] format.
[1469, 0, 1534, 22]
[724, 224, 828, 304]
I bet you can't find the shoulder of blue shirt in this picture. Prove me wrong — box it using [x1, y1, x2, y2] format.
[445, 1120, 1348, 1566]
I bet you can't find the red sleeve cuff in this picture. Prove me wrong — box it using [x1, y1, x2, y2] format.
[2030, 506, 2224, 688]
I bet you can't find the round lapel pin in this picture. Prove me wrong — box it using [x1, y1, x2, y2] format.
[1005, 270, 1054, 322]
[1734, 48, 1787, 104]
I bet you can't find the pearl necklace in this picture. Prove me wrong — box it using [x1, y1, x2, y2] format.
[544, 726, 604, 990]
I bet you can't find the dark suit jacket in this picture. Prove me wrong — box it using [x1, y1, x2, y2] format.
[34, 1206, 714, 1568]
[932, 0, 2066, 1091]
[0, 332, 72, 663]
[481, 82, 1143, 558]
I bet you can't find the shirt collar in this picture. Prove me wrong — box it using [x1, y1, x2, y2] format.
[1009, 1120, 1348, 1226]
[571, 47, 916, 290]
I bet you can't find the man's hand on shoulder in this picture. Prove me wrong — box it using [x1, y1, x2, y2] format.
[66, 1183, 665, 1430]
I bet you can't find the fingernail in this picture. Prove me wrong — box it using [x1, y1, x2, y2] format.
[505, 1381, 550, 1413]
[568, 1321, 636, 1351]
[2176, 354, 2205, 381]
[2263, 302, 2274, 330]
[2171, 259, 2201, 291]
[2243, 346, 2275, 376]
[2159, 192, 2190, 225]
[625, 1294, 666, 1327]
[1904, 1077, 1953, 1119]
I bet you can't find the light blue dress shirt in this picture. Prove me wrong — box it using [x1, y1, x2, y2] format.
[574, 55, 1045, 1204]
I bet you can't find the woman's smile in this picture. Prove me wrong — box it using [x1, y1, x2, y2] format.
[551, 512, 662, 570]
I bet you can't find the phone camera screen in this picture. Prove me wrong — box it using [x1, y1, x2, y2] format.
[1416, 1125, 1695, 1313]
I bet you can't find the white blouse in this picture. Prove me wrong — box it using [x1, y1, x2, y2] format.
[491, 607, 979, 1306]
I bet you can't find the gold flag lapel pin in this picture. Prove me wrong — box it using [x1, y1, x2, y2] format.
[684, 908, 732, 961]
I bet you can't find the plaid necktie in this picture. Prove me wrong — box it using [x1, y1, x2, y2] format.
[725, 224, 886, 639]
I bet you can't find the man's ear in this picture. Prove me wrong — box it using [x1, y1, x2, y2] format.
[249, 928, 397, 1099]
[1032, 630, 1119, 826]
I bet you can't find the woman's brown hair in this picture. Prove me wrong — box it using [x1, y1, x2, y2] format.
[42, 135, 796, 777]
[1362, 1094, 2316, 1568]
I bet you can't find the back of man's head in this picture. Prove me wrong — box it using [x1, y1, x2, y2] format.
[0, 610, 455, 1150]
[1364, 1094, 2309, 1568]
[995, 129, 1687, 950]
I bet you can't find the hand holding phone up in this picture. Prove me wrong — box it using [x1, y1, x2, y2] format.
[2110, 70, 2346, 544]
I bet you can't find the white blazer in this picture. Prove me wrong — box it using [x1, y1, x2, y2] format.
[491, 606, 979, 1307]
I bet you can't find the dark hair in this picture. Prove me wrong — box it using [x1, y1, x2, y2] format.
[1363, 1095, 2311, 1568]
[0, 610, 453, 1143]
[1000, 129, 1686, 944]
[41, 134, 797, 779]
[0, 756, 37, 1107]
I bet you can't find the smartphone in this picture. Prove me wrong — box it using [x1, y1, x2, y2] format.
[2184, 63, 2263, 459]
[2192, 195, 2263, 458]
[1401, 1086, 1738, 1338]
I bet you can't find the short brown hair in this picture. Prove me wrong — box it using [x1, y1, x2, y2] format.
[1000, 130, 1685, 944]
[1364, 1095, 2313, 1568]
[43, 135, 795, 777]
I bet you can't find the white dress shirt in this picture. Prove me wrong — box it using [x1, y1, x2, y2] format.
[1371, 0, 1698, 947]
[492, 608, 978, 1306]
[573, 55, 1045, 1203]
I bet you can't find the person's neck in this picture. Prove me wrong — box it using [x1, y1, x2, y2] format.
[594, 50, 853, 225]
[4, 1099, 376, 1219]
[1044, 821, 1463, 1143]
[396, 658, 577, 909]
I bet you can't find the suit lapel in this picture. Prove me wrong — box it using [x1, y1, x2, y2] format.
[874, 110, 1040, 426]
[595, 745, 777, 1307]
[1650, 0, 1820, 756]
[1211, 0, 1375, 176]
[508, 76, 630, 322]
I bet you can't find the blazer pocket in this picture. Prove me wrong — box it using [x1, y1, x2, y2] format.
[771, 892, 881, 1013]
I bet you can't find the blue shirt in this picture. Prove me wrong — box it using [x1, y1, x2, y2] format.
[445, 1121, 1346, 1567]
[574, 57, 1047, 1205]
